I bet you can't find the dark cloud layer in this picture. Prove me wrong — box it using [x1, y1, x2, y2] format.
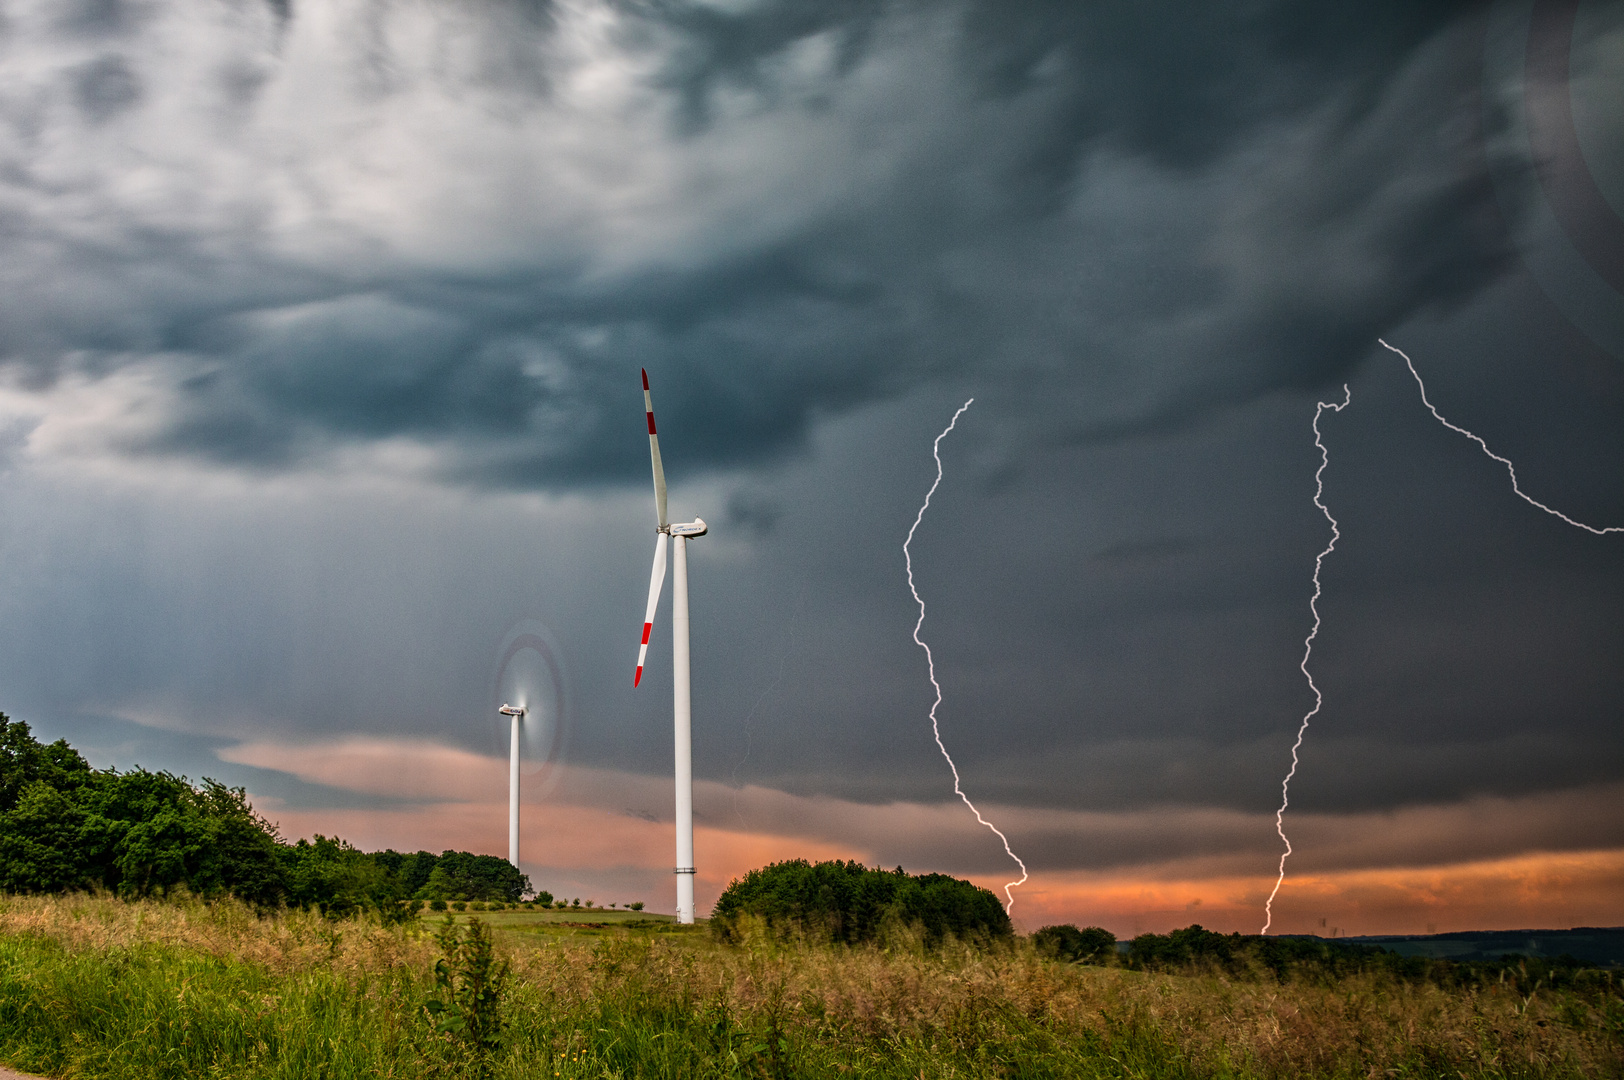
[0, 0, 1620, 924]
[0, 0, 1528, 491]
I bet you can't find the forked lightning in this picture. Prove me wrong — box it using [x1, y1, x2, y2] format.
[905, 399, 1029, 914]
[1266, 341, 1620, 932]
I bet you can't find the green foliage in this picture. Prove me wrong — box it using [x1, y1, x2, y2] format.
[418, 851, 529, 903]
[1120, 925, 1624, 996]
[0, 782, 91, 893]
[0, 930, 431, 1079]
[711, 859, 1013, 947]
[2, 730, 285, 905]
[628, 901, 644, 911]
[424, 916, 508, 1073]
[4, 901, 1619, 1080]
[1128, 924, 1376, 976]
[0, 716, 91, 812]
[1033, 923, 1117, 964]
[371, 848, 441, 896]
[0, 712, 541, 915]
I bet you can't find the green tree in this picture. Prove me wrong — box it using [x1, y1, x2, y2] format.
[0, 781, 91, 892]
[281, 835, 397, 915]
[0, 715, 91, 812]
[77, 769, 285, 905]
[1033, 924, 1117, 964]
[712, 860, 1012, 946]
[0, 712, 533, 912]
[374, 848, 440, 897]
[419, 851, 529, 902]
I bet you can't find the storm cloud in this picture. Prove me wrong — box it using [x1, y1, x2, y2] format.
[1, 0, 1522, 486]
[0, 0, 1620, 933]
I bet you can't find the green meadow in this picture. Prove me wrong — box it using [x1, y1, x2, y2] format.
[2, 894, 1621, 1080]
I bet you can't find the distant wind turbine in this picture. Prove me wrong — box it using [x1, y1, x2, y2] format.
[633, 369, 708, 925]
[498, 703, 525, 867]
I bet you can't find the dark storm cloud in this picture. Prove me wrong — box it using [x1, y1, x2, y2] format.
[1, 0, 1619, 918]
[0, 0, 1525, 491]
[655, 0, 1474, 165]
[72, 55, 142, 121]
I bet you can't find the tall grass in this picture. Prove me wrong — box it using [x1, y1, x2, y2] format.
[1, 894, 1619, 1079]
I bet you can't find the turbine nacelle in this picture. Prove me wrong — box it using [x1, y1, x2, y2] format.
[498, 704, 525, 717]
[668, 518, 708, 538]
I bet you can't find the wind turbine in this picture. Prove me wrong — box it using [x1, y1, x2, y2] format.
[498, 703, 525, 867]
[633, 369, 707, 924]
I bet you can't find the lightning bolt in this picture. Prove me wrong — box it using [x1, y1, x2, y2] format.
[1379, 340, 1623, 536]
[1263, 384, 1350, 935]
[1266, 340, 1621, 933]
[904, 398, 1030, 914]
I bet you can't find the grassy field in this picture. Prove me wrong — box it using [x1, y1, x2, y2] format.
[470, 908, 679, 930]
[1, 894, 1620, 1079]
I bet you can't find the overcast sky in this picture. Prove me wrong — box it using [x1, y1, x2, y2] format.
[1, 0, 1621, 935]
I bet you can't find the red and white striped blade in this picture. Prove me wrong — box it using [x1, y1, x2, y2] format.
[642, 369, 668, 529]
[634, 532, 668, 687]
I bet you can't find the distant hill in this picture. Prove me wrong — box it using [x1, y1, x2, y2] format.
[1335, 927, 1624, 967]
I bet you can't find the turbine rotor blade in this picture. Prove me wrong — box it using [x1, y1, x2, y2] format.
[643, 369, 668, 528]
[635, 532, 668, 687]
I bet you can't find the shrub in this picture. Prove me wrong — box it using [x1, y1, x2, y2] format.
[1033, 924, 1116, 964]
[451, 901, 466, 912]
[424, 916, 509, 1076]
[1125, 925, 1406, 981]
[430, 899, 448, 912]
[377, 899, 420, 927]
[629, 901, 644, 911]
[712, 860, 1012, 947]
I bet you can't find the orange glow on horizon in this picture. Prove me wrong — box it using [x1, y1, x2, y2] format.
[259, 794, 1624, 936]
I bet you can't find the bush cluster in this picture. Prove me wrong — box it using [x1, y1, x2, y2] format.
[1032, 923, 1116, 963]
[1120, 924, 1620, 998]
[0, 715, 543, 913]
[711, 859, 1012, 946]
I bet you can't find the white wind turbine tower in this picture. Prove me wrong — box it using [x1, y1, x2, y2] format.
[498, 703, 525, 867]
[633, 369, 707, 925]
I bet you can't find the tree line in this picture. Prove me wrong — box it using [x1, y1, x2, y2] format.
[0, 715, 533, 913]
